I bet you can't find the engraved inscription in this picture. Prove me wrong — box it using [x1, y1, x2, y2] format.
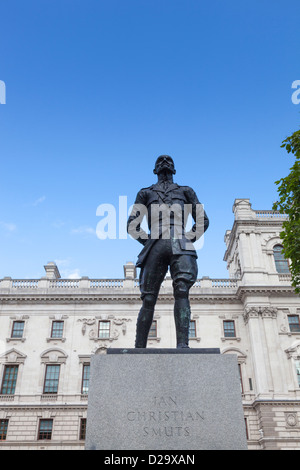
[126, 395, 204, 438]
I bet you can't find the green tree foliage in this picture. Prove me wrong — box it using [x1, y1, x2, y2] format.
[273, 129, 300, 294]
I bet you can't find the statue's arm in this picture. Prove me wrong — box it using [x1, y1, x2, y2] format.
[127, 190, 149, 246]
[185, 188, 209, 242]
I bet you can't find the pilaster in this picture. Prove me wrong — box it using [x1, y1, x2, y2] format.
[243, 307, 275, 397]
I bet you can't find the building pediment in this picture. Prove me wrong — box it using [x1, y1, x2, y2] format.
[0, 348, 27, 364]
[40, 348, 68, 364]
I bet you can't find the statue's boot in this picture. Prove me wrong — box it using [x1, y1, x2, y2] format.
[174, 298, 191, 348]
[135, 307, 154, 348]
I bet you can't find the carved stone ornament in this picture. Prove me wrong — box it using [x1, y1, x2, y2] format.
[243, 306, 278, 324]
[285, 413, 298, 427]
[113, 318, 131, 335]
[285, 341, 300, 359]
[78, 316, 131, 342]
[77, 318, 96, 336]
[280, 324, 288, 333]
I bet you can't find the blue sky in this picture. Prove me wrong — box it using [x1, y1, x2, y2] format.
[0, 0, 299, 280]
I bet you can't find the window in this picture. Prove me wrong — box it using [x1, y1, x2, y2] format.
[249, 378, 253, 391]
[11, 321, 25, 338]
[223, 320, 236, 338]
[79, 418, 86, 440]
[38, 419, 53, 440]
[244, 418, 249, 440]
[295, 361, 300, 387]
[81, 364, 90, 395]
[288, 315, 300, 333]
[1, 365, 19, 394]
[0, 420, 8, 440]
[189, 320, 196, 338]
[43, 365, 60, 394]
[148, 320, 157, 338]
[273, 245, 290, 274]
[238, 364, 244, 394]
[51, 321, 64, 338]
[98, 321, 110, 339]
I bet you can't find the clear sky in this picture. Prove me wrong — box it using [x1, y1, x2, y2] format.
[0, 0, 299, 280]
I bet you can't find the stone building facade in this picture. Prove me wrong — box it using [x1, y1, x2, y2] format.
[0, 198, 299, 450]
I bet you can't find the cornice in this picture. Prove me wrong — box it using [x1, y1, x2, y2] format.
[0, 291, 241, 304]
[0, 293, 142, 304]
[0, 284, 295, 305]
[189, 294, 240, 304]
[0, 403, 87, 412]
[252, 399, 300, 407]
[237, 285, 296, 301]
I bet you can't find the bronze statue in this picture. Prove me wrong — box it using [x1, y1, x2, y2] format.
[127, 155, 209, 348]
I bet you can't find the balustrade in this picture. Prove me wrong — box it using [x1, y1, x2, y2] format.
[89, 279, 124, 288]
[11, 280, 39, 289]
[255, 210, 287, 219]
[0, 277, 240, 291]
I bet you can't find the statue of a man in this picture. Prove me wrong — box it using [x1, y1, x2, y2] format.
[127, 155, 209, 348]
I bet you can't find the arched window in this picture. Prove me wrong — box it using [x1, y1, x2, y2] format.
[273, 245, 289, 273]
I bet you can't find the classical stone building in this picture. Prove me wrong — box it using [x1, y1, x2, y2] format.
[0, 198, 299, 450]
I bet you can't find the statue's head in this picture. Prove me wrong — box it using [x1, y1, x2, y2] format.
[153, 155, 176, 175]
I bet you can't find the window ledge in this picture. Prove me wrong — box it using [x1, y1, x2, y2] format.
[148, 337, 161, 343]
[279, 332, 300, 337]
[46, 337, 66, 343]
[6, 337, 25, 342]
[221, 336, 241, 342]
[189, 337, 201, 342]
[91, 336, 114, 342]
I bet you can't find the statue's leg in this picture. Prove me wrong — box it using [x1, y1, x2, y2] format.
[171, 255, 198, 349]
[173, 283, 192, 348]
[135, 242, 168, 348]
[135, 294, 157, 348]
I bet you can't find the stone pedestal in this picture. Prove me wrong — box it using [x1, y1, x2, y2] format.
[85, 349, 247, 450]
